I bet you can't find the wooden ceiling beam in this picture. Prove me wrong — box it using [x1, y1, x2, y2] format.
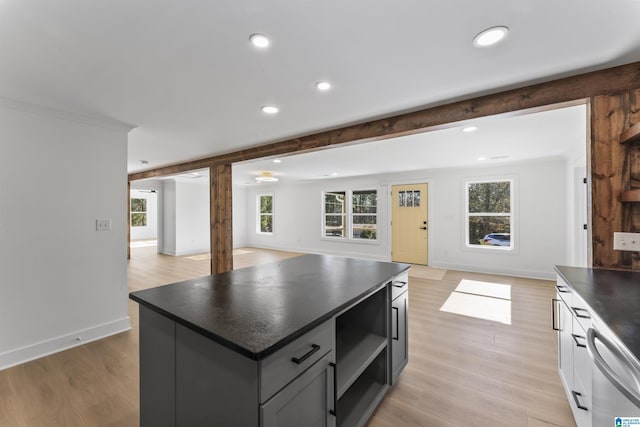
[129, 61, 640, 181]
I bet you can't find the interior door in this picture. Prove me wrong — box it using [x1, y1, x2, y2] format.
[391, 183, 428, 264]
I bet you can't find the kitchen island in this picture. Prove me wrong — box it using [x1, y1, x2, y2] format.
[130, 254, 410, 427]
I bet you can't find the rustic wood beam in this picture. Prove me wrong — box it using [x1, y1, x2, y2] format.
[210, 163, 233, 273]
[129, 61, 640, 181]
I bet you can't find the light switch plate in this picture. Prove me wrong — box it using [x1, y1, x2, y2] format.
[96, 219, 111, 231]
[613, 232, 640, 251]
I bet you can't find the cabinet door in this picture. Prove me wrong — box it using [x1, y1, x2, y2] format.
[558, 297, 574, 392]
[261, 352, 336, 427]
[391, 291, 408, 383]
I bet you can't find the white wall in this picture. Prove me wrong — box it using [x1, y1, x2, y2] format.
[161, 179, 209, 256]
[162, 180, 177, 254]
[247, 178, 391, 261]
[233, 184, 248, 248]
[129, 189, 158, 240]
[244, 157, 571, 279]
[175, 181, 210, 256]
[0, 99, 132, 369]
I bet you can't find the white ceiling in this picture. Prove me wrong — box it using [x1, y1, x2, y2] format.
[233, 104, 587, 184]
[1, 1, 638, 174]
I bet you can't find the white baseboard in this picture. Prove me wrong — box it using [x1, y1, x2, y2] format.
[246, 243, 390, 262]
[0, 316, 131, 371]
[428, 261, 556, 280]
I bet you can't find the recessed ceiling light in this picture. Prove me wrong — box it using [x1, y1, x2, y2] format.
[473, 26, 509, 47]
[249, 33, 270, 48]
[315, 81, 332, 91]
[331, 172, 338, 176]
[462, 126, 478, 133]
[477, 156, 488, 161]
[255, 171, 279, 182]
[273, 159, 282, 163]
[261, 105, 279, 114]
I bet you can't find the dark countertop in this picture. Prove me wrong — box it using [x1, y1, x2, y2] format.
[130, 254, 409, 361]
[555, 265, 640, 360]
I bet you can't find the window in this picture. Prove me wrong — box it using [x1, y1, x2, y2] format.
[131, 198, 147, 227]
[323, 190, 377, 241]
[257, 194, 274, 234]
[324, 192, 346, 237]
[352, 190, 377, 239]
[465, 179, 513, 249]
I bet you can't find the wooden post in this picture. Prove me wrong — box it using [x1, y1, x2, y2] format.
[591, 89, 640, 269]
[210, 163, 233, 273]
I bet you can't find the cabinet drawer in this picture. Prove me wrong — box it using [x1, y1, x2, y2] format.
[570, 295, 592, 332]
[572, 318, 592, 400]
[391, 272, 409, 300]
[260, 319, 334, 403]
[556, 275, 573, 307]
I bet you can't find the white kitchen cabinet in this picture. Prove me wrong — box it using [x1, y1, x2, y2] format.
[555, 276, 592, 427]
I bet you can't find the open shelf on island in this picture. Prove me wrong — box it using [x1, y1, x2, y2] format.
[336, 349, 388, 427]
[336, 327, 387, 397]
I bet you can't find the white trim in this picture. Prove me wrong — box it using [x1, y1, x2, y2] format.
[256, 193, 275, 235]
[0, 96, 136, 132]
[321, 188, 379, 242]
[0, 317, 131, 371]
[462, 176, 517, 253]
[429, 261, 555, 281]
[247, 243, 389, 262]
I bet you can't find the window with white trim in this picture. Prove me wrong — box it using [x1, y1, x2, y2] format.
[257, 194, 274, 234]
[465, 179, 513, 249]
[323, 190, 377, 241]
[131, 198, 147, 227]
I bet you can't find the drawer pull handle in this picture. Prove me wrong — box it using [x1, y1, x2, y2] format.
[392, 306, 399, 340]
[551, 299, 560, 331]
[329, 362, 337, 417]
[572, 334, 587, 348]
[291, 344, 320, 364]
[392, 280, 407, 288]
[556, 285, 570, 293]
[571, 390, 588, 411]
[572, 307, 591, 319]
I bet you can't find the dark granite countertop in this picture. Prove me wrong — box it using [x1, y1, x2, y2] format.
[555, 265, 640, 361]
[130, 254, 409, 361]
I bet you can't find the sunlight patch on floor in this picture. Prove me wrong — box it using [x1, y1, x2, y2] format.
[440, 279, 512, 325]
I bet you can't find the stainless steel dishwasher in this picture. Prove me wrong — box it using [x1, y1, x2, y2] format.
[587, 326, 640, 425]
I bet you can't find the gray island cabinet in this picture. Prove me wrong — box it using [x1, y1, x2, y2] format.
[130, 254, 410, 427]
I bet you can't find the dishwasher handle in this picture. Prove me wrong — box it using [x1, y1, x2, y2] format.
[586, 328, 640, 408]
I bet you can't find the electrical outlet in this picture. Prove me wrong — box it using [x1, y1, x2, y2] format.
[96, 219, 111, 231]
[613, 232, 640, 251]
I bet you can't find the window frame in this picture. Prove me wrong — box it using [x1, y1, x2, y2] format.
[256, 193, 274, 235]
[130, 197, 148, 228]
[464, 178, 515, 251]
[321, 189, 379, 243]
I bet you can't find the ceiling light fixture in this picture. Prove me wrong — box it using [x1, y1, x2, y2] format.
[249, 33, 270, 48]
[477, 156, 488, 161]
[255, 171, 279, 182]
[462, 126, 478, 133]
[315, 81, 332, 91]
[261, 105, 279, 114]
[473, 26, 509, 47]
[273, 159, 282, 163]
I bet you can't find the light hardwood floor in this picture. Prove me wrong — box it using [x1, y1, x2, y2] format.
[0, 246, 575, 427]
